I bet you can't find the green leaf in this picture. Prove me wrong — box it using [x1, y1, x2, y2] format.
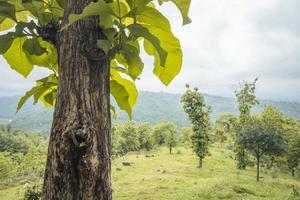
[23, 37, 47, 56]
[126, 0, 152, 10]
[23, 38, 59, 72]
[64, 0, 114, 29]
[116, 42, 144, 80]
[0, 2, 17, 22]
[143, 24, 182, 85]
[158, 0, 192, 25]
[110, 69, 138, 118]
[21, 1, 44, 19]
[97, 39, 111, 54]
[126, 6, 171, 31]
[127, 5, 183, 85]
[16, 74, 58, 112]
[128, 23, 167, 67]
[0, 17, 15, 31]
[17, 86, 39, 113]
[0, 33, 14, 54]
[3, 37, 33, 77]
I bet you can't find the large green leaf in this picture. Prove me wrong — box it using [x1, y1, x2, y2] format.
[143, 24, 182, 85]
[0, 33, 14, 54]
[23, 37, 46, 56]
[127, 5, 183, 85]
[3, 37, 33, 77]
[110, 69, 138, 118]
[128, 23, 167, 67]
[127, 6, 171, 31]
[116, 41, 144, 80]
[158, 0, 192, 25]
[0, 2, 16, 22]
[23, 38, 59, 72]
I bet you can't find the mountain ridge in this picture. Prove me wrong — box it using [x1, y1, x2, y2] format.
[0, 91, 299, 132]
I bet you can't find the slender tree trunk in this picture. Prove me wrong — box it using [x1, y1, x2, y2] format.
[42, 0, 112, 199]
[199, 157, 203, 168]
[169, 146, 172, 154]
[256, 156, 260, 182]
[292, 168, 295, 177]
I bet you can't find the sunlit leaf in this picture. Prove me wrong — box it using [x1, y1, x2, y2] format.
[128, 23, 167, 67]
[110, 69, 138, 118]
[158, 0, 192, 25]
[3, 37, 33, 77]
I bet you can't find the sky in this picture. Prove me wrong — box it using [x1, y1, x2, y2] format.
[0, 0, 300, 102]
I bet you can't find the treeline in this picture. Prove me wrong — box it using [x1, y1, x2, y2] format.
[0, 124, 47, 187]
[112, 121, 191, 157]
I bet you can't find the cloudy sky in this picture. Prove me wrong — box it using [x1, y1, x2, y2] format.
[0, 0, 300, 102]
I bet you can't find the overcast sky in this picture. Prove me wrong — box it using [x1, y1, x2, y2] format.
[0, 0, 300, 102]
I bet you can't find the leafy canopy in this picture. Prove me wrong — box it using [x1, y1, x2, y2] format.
[0, 0, 191, 117]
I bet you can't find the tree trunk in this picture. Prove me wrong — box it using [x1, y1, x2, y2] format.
[42, 0, 112, 199]
[169, 146, 172, 154]
[292, 168, 295, 177]
[199, 157, 203, 168]
[256, 157, 260, 182]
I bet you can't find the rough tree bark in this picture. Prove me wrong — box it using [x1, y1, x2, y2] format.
[42, 0, 112, 199]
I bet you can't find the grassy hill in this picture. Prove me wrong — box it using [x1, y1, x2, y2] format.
[0, 91, 300, 132]
[0, 146, 299, 200]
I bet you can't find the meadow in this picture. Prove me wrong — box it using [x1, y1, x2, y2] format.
[1, 145, 299, 200]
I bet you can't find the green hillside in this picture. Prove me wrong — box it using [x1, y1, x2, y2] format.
[1, 146, 299, 200]
[0, 91, 300, 132]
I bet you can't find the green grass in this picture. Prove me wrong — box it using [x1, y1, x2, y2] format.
[1, 145, 300, 200]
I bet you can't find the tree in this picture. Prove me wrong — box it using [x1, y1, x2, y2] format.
[117, 122, 140, 154]
[137, 123, 154, 151]
[283, 118, 300, 176]
[237, 108, 287, 182]
[152, 121, 176, 152]
[234, 78, 259, 169]
[164, 123, 177, 154]
[179, 127, 193, 147]
[181, 85, 211, 168]
[0, 0, 191, 198]
[152, 121, 168, 146]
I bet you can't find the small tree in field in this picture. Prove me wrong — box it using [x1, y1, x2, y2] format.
[238, 108, 287, 182]
[164, 123, 177, 154]
[152, 121, 177, 153]
[234, 78, 259, 169]
[181, 85, 211, 168]
[0, 0, 191, 198]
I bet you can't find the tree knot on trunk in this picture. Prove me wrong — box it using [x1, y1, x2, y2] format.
[37, 21, 59, 47]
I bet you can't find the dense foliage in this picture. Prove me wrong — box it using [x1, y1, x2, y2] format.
[0, 125, 47, 187]
[237, 107, 287, 181]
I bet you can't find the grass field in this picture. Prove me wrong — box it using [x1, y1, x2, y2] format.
[0, 145, 299, 200]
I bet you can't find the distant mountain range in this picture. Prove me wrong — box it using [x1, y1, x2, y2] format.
[0, 91, 299, 133]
